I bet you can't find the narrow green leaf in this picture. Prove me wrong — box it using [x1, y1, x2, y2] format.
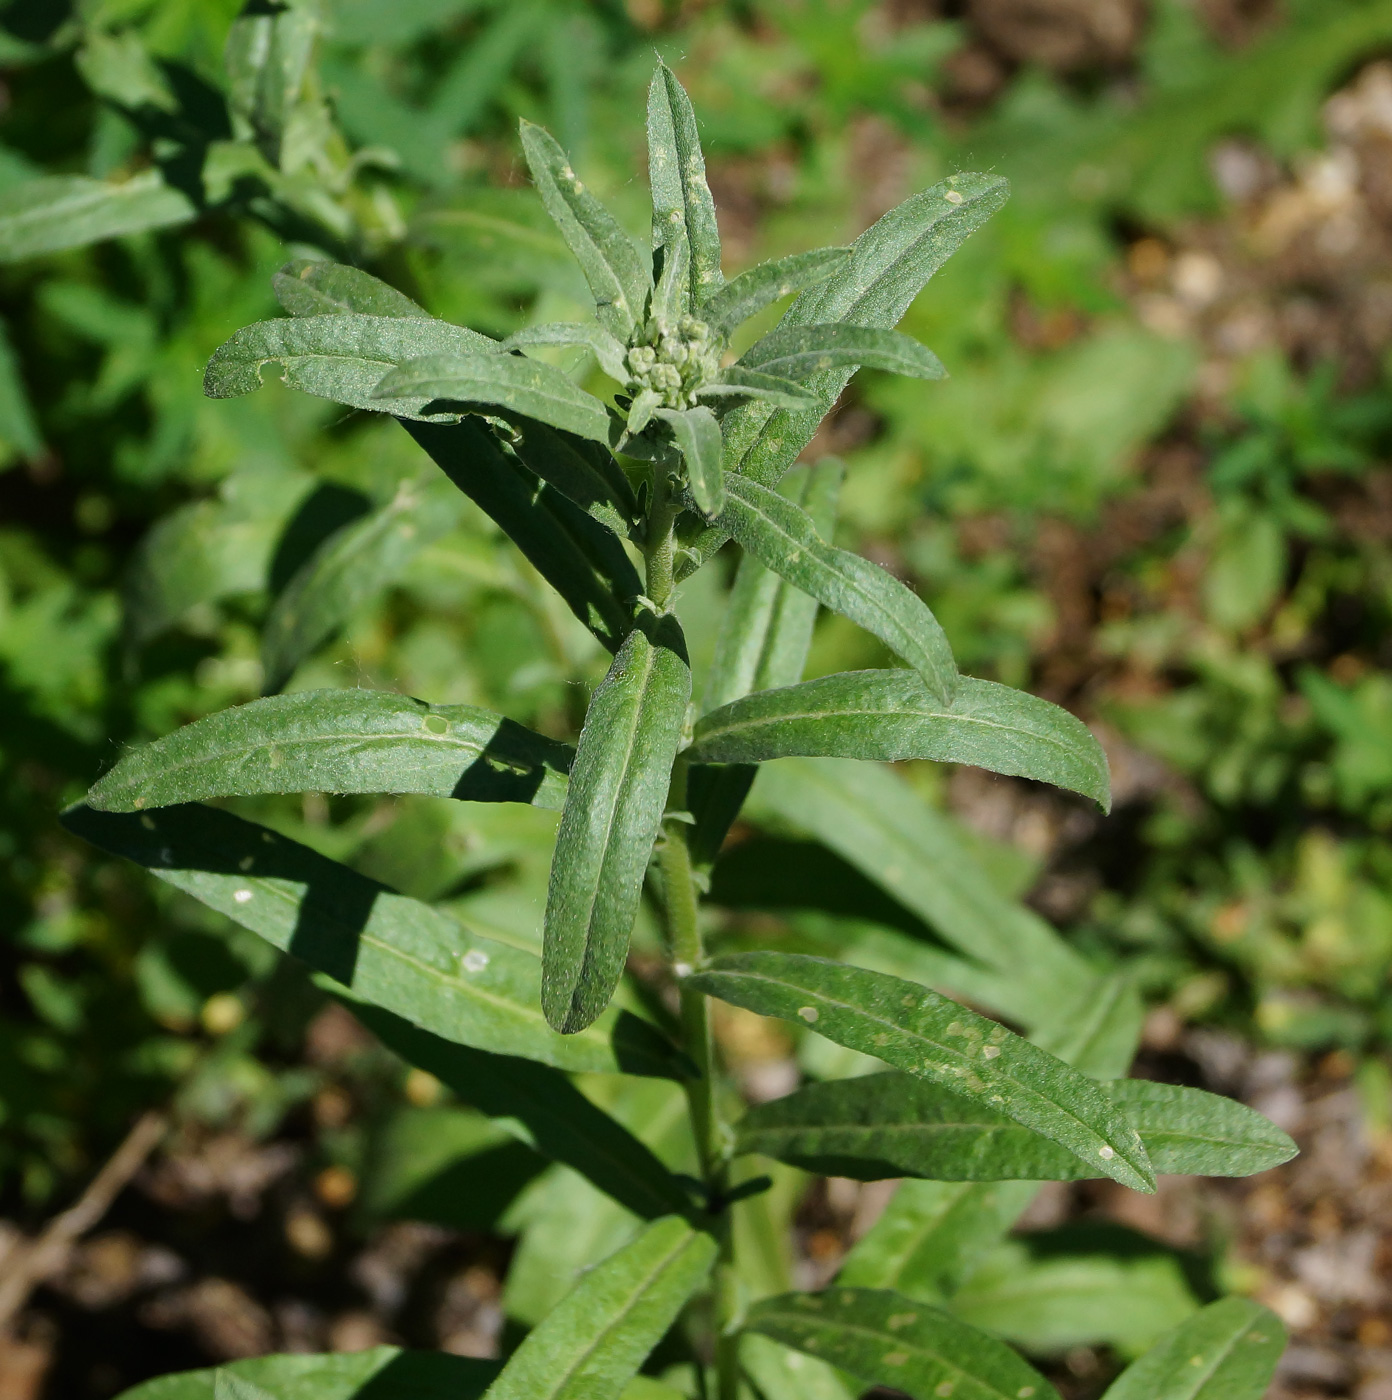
[1103, 1297, 1285, 1400]
[404, 420, 640, 653]
[650, 232, 691, 325]
[507, 418, 641, 539]
[204, 315, 494, 420]
[503, 321, 631, 382]
[1034, 971, 1145, 1081]
[336, 998, 696, 1220]
[0, 172, 195, 263]
[87, 689, 574, 814]
[838, 1180, 1039, 1301]
[677, 173, 1008, 580]
[689, 670, 1111, 810]
[745, 1288, 1059, 1400]
[484, 1216, 716, 1400]
[544, 613, 691, 1033]
[75, 29, 179, 113]
[737, 1073, 1295, 1182]
[519, 119, 651, 340]
[748, 760, 1096, 1024]
[741, 1333, 855, 1400]
[697, 367, 819, 411]
[687, 952, 1155, 1192]
[739, 323, 945, 382]
[113, 1347, 499, 1400]
[714, 475, 958, 703]
[0, 315, 42, 460]
[273, 259, 430, 319]
[261, 476, 463, 694]
[654, 405, 724, 517]
[225, 0, 317, 166]
[216, 1371, 274, 1400]
[61, 803, 684, 1081]
[647, 61, 723, 305]
[699, 248, 849, 336]
[373, 350, 611, 444]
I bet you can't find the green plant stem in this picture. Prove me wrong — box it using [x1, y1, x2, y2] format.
[645, 464, 677, 608]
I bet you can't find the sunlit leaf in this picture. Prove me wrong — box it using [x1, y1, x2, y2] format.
[738, 323, 945, 382]
[699, 248, 849, 336]
[272, 259, 429, 319]
[655, 404, 724, 517]
[0, 172, 195, 263]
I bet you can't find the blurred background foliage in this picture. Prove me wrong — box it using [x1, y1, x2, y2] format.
[4, 0, 1392, 1395]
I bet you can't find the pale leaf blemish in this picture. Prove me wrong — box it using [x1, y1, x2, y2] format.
[883, 1352, 908, 1367]
[461, 949, 489, 974]
[797, 1005, 819, 1023]
[874, 1033, 891, 1047]
[983, 1045, 1001, 1059]
[140, 814, 156, 830]
[887, 1312, 916, 1330]
[1189, 1356, 1205, 1367]
[936, 1384, 954, 1397]
[1017, 1389, 1036, 1398]
[1099, 1145, 1115, 1160]
[901, 994, 916, 1007]
[233, 888, 253, 904]
[424, 714, 449, 735]
[945, 190, 965, 205]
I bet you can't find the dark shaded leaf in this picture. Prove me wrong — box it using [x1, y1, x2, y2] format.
[654, 404, 724, 517]
[506, 418, 641, 539]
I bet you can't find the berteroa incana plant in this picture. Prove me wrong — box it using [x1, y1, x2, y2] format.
[71, 64, 1296, 1400]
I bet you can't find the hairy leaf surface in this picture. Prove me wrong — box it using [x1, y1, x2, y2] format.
[484, 1216, 716, 1400]
[62, 804, 682, 1079]
[689, 670, 1110, 809]
[204, 315, 493, 419]
[503, 322, 631, 382]
[273, 259, 429, 319]
[519, 120, 650, 340]
[737, 1073, 1295, 1181]
[507, 418, 640, 539]
[699, 248, 849, 335]
[1103, 1297, 1285, 1400]
[544, 615, 691, 1033]
[739, 323, 945, 382]
[745, 1289, 1059, 1400]
[714, 475, 957, 703]
[687, 953, 1155, 1191]
[87, 689, 573, 813]
[655, 405, 724, 517]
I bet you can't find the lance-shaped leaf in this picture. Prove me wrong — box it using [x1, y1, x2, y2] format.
[114, 1347, 500, 1400]
[687, 953, 1155, 1191]
[1103, 1297, 1285, 1400]
[61, 803, 684, 1081]
[699, 247, 849, 336]
[404, 420, 639, 653]
[0, 171, 196, 263]
[544, 613, 691, 1033]
[676, 173, 1008, 580]
[713, 475, 957, 703]
[484, 1216, 716, 1400]
[647, 61, 722, 305]
[745, 1289, 1059, 1400]
[87, 689, 574, 814]
[373, 350, 611, 444]
[697, 367, 819, 411]
[503, 321, 631, 383]
[737, 1073, 1296, 1182]
[649, 233, 691, 326]
[688, 670, 1111, 810]
[506, 418, 641, 539]
[204, 315, 495, 420]
[262, 476, 463, 693]
[654, 405, 724, 517]
[838, 1180, 1039, 1301]
[273, 259, 430, 319]
[519, 119, 650, 340]
[0, 316, 42, 459]
[225, 0, 317, 166]
[739, 323, 945, 382]
[337, 998, 696, 1220]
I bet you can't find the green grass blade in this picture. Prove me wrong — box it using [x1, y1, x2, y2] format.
[544, 614, 691, 1033]
[699, 247, 848, 336]
[1102, 1298, 1285, 1400]
[404, 419, 641, 653]
[654, 405, 724, 518]
[204, 314, 495, 420]
[0, 171, 195, 262]
[87, 689, 574, 814]
[61, 803, 684, 1080]
[373, 350, 611, 444]
[689, 670, 1111, 810]
[338, 998, 697, 1220]
[736, 1072, 1295, 1182]
[715, 475, 958, 703]
[484, 1216, 716, 1400]
[519, 119, 650, 340]
[738, 323, 945, 381]
[261, 476, 462, 694]
[272, 259, 430, 318]
[688, 952, 1155, 1191]
[745, 1288, 1059, 1400]
[647, 61, 722, 305]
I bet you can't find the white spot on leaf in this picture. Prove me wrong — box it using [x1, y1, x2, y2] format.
[1099, 1146, 1115, 1160]
[233, 888, 253, 904]
[461, 949, 489, 974]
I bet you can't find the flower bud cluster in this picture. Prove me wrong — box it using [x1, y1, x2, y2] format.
[625, 315, 722, 409]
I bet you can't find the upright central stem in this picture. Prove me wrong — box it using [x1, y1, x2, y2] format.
[646, 467, 740, 1400]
